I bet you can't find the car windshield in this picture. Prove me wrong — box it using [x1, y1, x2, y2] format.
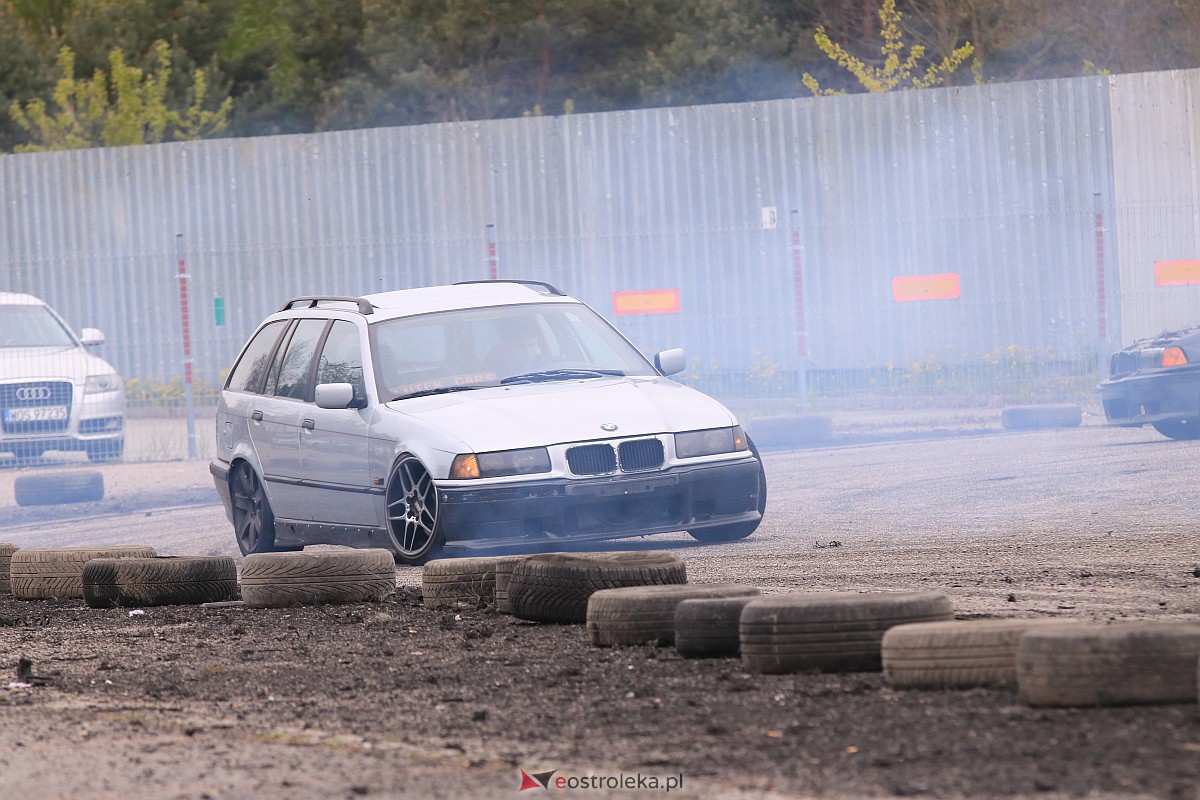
[371, 302, 657, 400]
[0, 304, 77, 348]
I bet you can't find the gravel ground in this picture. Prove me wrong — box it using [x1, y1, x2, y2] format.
[0, 424, 1198, 800]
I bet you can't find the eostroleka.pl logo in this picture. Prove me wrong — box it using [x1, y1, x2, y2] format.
[518, 768, 684, 793]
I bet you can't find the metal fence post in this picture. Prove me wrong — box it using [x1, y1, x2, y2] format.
[1093, 192, 1108, 383]
[790, 209, 809, 411]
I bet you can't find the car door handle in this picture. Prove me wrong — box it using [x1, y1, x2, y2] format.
[302, 418, 315, 430]
[251, 410, 263, 422]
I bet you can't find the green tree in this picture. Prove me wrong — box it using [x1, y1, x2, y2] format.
[218, 0, 365, 136]
[9, 39, 232, 151]
[0, 2, 56, 152]
[802, 0, 973, 94]
[6, 0, 73, 40]
[333, 0, 791, 131]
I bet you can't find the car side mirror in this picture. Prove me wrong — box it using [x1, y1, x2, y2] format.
[315, 383, 358, 409]
[80, 328, 105, 347]
[654, 348, 686, 376]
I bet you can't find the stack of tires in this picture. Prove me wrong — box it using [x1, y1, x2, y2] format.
[0, 545, 398, 611]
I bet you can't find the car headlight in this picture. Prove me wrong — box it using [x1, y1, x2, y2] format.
[675, 425, 748, 458]
[1139, 346, 1189, 369]
[85, 374, 123, 393]
[449, 447, 551, 479]
[1161, 346, 1188, 367]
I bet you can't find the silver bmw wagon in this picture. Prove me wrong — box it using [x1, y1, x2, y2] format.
[210, 281, 765, 564]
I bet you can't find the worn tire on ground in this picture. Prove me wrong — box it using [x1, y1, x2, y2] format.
[1000, 404, 1082, 431]
[494, 555, 534, 614]
[507, 552, 687, 623]
[740, 591, 955, 674]
[1017, 621, 1200, 707]
[587, 583, 760, 646]
[9, 545, 158, 600]
[882, 618, 1072, 689]
[422, 555, 530, 609]
[0, 543, 18, 594]
[240, 548, 397, 608]
[13, 470, 105, 506]
[82, 556, 239, 608]
[675, 595, 764, 658]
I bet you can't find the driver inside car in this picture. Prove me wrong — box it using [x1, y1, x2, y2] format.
[486, 317, 545, 377]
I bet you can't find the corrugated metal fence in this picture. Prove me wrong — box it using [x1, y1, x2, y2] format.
[2, 69, 1200, 460]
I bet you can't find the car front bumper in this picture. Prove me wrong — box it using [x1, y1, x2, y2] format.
[435, 457, 763, 548]
[1098, 368, 1200, 425]
[0, 386, 124, 454]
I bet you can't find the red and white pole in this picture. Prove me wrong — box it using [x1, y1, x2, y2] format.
[486, 224, 499, 280]
[176, 233, 198, 459]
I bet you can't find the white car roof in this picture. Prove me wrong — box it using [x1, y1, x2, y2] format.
[0, 292, 46, 306]
[359, 282, 577, 321]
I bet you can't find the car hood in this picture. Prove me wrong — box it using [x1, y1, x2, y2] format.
[1117, 325, 1200, 351]
[384, 376, 737, 452]
[0, 346, 117, 383]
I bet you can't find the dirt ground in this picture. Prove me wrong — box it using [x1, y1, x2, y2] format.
[0, 426, 1198, 800]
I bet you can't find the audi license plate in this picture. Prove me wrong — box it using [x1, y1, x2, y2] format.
[4, 406, 68, 423]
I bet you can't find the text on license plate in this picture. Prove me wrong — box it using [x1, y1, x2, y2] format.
[4, 406, 68, 422]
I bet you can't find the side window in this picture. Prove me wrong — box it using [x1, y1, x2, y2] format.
[269, 319, 328, 400]
[316, 321, 365, 401]
[226, 321, 287, 393]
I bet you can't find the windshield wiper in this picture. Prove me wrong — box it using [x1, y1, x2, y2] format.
[500, 368, 625, 385]
[393, 385, 488, 401]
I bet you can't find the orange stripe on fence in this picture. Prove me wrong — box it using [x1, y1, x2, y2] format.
[891, 273, 961, 303]
[612, 288, 681, 316]
[1155, 260, 1200, 286]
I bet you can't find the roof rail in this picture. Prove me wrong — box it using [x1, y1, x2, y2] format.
[279, 296, 374, 314]
[453, 279, 566, 296]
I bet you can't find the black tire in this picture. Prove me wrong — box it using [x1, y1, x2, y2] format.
[230, 461, 277, 555]
[882, 618, 1070, 690]
[675, 595, 763, 658]
[1017, 621, 1200, 707]
[586, 583, 760, 647]
[385, 455, 443, 565]
[82, 556, 239, 608]
[0, 543, 19, 594]
[14, 470, 105, 506]
[494, 555, 534, 614]
[1151, 418, 1200, 440]
[507, 551, 687, 623]
[80, 557, 122, 608]
[86, 439, 124, 463]
[740, 591, 955, 674]
[422, 555, 529, 609]
[9, 545, 158, 600]
[688, 438, 765, 544]
[1000, 404, 1082, 431]
[240, 548, 397, 608]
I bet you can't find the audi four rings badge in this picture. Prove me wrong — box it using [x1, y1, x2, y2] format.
[15, 387, 52, 401]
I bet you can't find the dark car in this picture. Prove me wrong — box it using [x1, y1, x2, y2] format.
[1097, 326, 1200, 439]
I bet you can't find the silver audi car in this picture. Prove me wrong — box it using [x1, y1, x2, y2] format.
[210, 280, 766, 564]
[0, 292, 125, 462]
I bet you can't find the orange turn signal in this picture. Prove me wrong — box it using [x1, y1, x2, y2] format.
[1162, 346, 1188, 367]
[450, 454, 480, 479]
